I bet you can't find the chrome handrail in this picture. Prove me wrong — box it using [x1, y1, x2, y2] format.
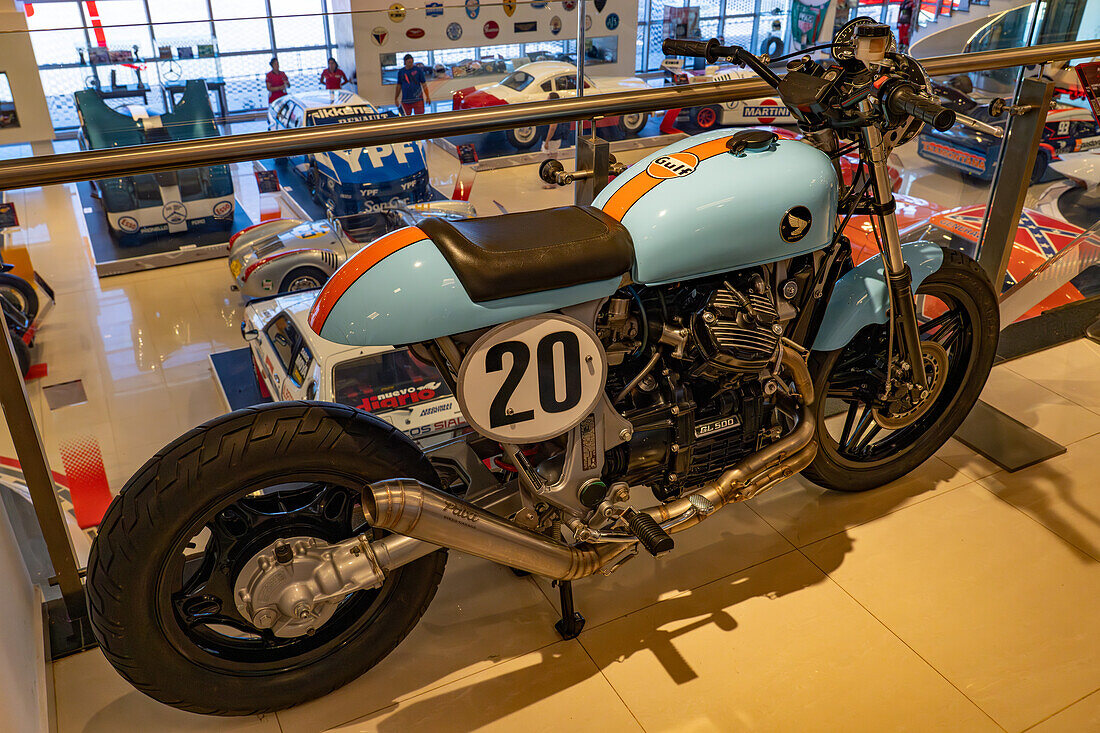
[2, 38, 1099, 191]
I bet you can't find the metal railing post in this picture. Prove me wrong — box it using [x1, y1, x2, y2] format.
[0, 318, 85, 619]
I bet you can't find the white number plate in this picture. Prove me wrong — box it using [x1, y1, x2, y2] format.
[456, 314, 608, 444]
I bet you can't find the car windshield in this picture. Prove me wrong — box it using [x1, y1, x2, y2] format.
[501, 71, 534, 91]
[333, 348, 452, 413]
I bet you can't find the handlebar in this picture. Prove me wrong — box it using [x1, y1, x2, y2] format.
[661, 38, 781, 88]
[884, 84, 956, 132]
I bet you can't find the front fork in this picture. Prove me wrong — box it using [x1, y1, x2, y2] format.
[860, 122, 928, 390]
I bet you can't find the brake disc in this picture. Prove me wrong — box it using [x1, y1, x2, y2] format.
[873, 341, 949, 430]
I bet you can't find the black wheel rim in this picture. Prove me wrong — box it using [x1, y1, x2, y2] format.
[154, 477, 398, 674]
[818, 278, 980, 469]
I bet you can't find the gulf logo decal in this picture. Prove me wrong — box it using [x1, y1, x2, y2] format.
[647, 152, 698, 179]
[308, 226, 427, 334]
[602, 136, 733, 221]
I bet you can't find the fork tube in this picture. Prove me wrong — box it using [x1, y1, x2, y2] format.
[860, 111, 928, 389]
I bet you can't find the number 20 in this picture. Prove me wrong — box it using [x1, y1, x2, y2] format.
[486, 330, 583, 428]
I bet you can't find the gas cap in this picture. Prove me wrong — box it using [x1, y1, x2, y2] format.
[727, 129, 778, 155]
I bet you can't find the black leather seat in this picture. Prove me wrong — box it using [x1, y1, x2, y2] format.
[418, 206, 634, 303]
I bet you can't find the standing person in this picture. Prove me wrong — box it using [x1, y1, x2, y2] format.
[266, 57, 290, 104]
[897, 0, 916, 53]
[395, 54, 431, 115]
[321, 57, 349, 90]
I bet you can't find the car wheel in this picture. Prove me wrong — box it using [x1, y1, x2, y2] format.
[618, 112, 649, 137]
[1030, 148, 1051, 185]
[280, 266, 329, 293]
[693, 105, 720, 130]
[506, 126, 541, 150]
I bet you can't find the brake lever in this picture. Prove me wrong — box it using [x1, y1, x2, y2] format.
[953, 112, 1004, 138]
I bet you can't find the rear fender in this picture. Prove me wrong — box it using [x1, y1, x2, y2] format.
[811, 242, 943, 352]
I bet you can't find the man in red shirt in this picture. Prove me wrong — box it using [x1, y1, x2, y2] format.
[266, 58, 290, 104]
[321, 58, 349, 90]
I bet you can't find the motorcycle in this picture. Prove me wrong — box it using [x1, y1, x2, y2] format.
[86, 21, 1000, 715]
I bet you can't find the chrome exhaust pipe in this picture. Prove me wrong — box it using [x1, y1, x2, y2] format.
[363, 348, 817, 580]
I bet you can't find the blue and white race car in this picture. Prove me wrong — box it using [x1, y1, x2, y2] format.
[268, 90, 432, 225]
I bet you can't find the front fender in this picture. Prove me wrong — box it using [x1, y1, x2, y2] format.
[811, 242, 944, 352]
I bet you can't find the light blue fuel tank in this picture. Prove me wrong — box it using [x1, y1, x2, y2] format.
[594, 129, 839, 285]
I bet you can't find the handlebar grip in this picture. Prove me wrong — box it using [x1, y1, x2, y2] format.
[886, 85, 956, 132]
[662, 38, 719, 62]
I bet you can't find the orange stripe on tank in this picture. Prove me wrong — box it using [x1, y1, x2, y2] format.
[601, 136, 736, 221]
[308, 226, 427, 334]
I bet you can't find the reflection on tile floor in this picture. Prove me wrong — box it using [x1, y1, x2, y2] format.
[2, 138, 1094, 731]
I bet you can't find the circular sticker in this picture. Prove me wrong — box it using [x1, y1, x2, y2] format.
[483, 20, 499, 38]
[465, 0, 479, 19]
[371, 27, 388, 46]
[646, 152, 699, 179]
[446, 21, 463, 40]
[605, 12, 619, 29]
[162, 201, 187, 225]
[456, 314, 608, 444]
[562, 0, 576, 10]
[584, 13, 591, 29]
[118, 216, 139, 232]
[781, 206, 813, 243]
[550, 15, 561, 34]
[388, 3, 406, 21]
[212, 200, 234, 219]
[406, 27, 425, 39]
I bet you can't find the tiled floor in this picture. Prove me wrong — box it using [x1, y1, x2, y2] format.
[5, 135, 1097, 731]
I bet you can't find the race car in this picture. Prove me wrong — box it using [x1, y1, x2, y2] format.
[228, 200, 476, 297]
[672, 68, 797, 130]
[75, 80, 235, 244]
[243, 291, 467, 446]
[452, 62, 651, 150]
[268, 90, 432, 224]
[916, 99, 1099, 184]
[845, 194, 1089, 320]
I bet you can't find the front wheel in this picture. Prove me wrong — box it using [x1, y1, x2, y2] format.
[803, 249, 999, 492]
[280, 265, 328, 293]
[86, 402, 448, 715]
[506, 125, 542, 150]
[618, 112, 649, 137]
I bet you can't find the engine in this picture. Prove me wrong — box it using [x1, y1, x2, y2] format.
[598, 265, 804, 501]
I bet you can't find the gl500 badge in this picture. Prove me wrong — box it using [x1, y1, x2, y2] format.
[781, 206, 812, 243]
[647, 152, 699, 179]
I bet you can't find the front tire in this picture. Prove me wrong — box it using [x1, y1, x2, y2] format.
[280, 266, 328, 293]
[803, 249, 999, 492]
[86, 402, 448, 715]
[618, 112, 649, 137]
[506, 125, 542, 150]
[0, 273, 39, 322]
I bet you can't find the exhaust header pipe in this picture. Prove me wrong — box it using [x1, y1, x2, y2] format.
[364, 349, 817, 580]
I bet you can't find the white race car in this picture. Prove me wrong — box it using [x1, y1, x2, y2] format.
[242, 291, 468, 446]
[452, 61, 651, 149]
[674, 68, 796, 129]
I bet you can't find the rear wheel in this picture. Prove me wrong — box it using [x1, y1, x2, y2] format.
[86, 402, 448, 715]
[280, 266, 328, 293]
[0, 273, 39, 322]
[803, 249, 999, 492]
[692, 105, 720, 130]
[618, 112, 649, 137]
[506, 125, 542, 150]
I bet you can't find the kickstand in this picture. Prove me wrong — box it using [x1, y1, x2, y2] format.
[553, 580, 585, 640]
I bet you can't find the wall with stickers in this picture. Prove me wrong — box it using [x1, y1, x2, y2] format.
[347, 0, 638, 106]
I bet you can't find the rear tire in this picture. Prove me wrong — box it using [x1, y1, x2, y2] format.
[0, 273, 39, 322]
[618, 112, 649, 137]
[803, 249, 999, 492]
[506, 125, 542, 150]
[692, 105, 720, 130]
[86, 402, 448, 715]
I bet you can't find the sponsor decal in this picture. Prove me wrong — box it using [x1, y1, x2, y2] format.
[695, 415, 741, 438]
[465, 0, 479, 19]
[549, 15, 561, 34]
[562, 0, 577, 10]
[605, 12, 619, 29]
[531, 0, 548, 7]
[446, 21, 463, 40]
[388, 3, 406, 21]
[1074, 136, 1100, 152]
[162, 201, 187, 225]
[406, 27, 425, 38]
[304, 105, 389, 126]
[514, 20, 536, 32]
[584, 13, 591, 29]
[781, 206, 812, 243]
[230, 259, 242, 279]
[420, 401, 455, 416]
[743, 99, 791, 123]
[443, 499, 480, 524]
[371, 27, 388, 46]
[483, 20, 499, 38]
[117, 216, 139, 232]
[212, 200, 234, 219]
[262, 279, 273, 291]
[503, 0, 516, 15]
[281, 384, 293, 400]
[647, 152, 699, 179]
[593, 0, 606, 11]
[426, 1, 443, 16]
[361, 381, 444, 411]
[919, 139, 987, 174]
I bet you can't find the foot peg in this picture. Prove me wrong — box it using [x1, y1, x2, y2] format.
[624, 509, 674, 556]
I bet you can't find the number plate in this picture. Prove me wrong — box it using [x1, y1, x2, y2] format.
[456, 314, 607, 443]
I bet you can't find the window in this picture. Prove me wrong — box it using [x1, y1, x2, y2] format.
[501, 71, 535, 91]
[264, 314, 313, 386]
[555, 75, 577, 91]
[333, 348, 451, 413]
